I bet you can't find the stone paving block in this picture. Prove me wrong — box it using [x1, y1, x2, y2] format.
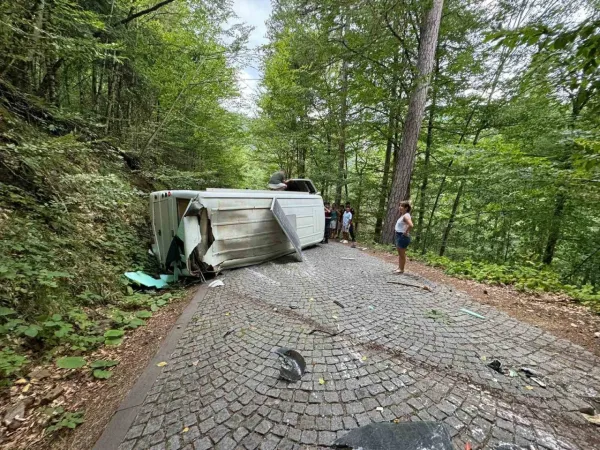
[113, 245, 600, 450]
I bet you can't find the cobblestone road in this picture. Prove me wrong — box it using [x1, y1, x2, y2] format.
[117, 245, 600, 450]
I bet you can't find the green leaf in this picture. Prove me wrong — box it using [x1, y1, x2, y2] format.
[126, 318, 145, 328]
[135, 310, 152, 319]
[104, 329, 124, 338]
[0, 307, 17, 316]
[90, 359, 119, 369]
[92, 369, 113, 379]
[104, 336, 123, 346]
[51, 314, 63, 322]
[56, 356, 87, 369]
[23, 325, 41, 337]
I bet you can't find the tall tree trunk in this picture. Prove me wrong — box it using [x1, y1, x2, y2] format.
[415, 56, 439, 247]
[335, 56, 348, 206]
[439, 173, 466, 256]
[381, 0, 444, 244]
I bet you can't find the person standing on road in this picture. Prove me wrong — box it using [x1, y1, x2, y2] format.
[336, 205, 343, 239]
[394, 201, 414, 274]
[342, 206, 353, 242]
[329, 204, 338, 239]
[346, 202, 356, 243]
[323, 202, 332, 243]
[267, 169, 288, 190]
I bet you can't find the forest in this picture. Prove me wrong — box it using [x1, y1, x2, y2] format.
[255, 0, 600, 301]
[0, 0, 599, 411]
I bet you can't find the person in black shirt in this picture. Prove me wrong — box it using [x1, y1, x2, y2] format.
[323, 202, 332, 243]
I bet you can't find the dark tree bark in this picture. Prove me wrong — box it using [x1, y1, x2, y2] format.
[543, 190, 566, 264]
[335, 56, 348, 206]
[116, 0, 176, 26]
[382, 0, 444, 243]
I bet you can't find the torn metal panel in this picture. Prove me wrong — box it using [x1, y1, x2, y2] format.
[271, 198, 303, 262]
[181, 196, 202, 273]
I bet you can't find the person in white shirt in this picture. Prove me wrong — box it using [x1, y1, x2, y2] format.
[394, 201, 414, 274]
[342, 206, 352, 242]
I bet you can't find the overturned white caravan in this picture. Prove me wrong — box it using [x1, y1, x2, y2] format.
[150, 179, 325, 276]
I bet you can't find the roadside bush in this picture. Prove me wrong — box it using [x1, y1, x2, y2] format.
[415, 252, 600, 307]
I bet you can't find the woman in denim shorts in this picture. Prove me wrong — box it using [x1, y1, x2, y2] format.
[394, 201, 414, 274]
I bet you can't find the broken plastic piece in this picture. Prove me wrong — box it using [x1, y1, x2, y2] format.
[208, 280, 224, 288]
[460, 308, 485, 319]
[520, 367, 541, 378]
[530, 377, 547, 388]
[273, 347, 306, 382]
[332, 421, 453, 450]
[125, 272, 173, 289]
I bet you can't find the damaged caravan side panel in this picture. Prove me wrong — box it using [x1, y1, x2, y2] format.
[149, 183, 324, 275]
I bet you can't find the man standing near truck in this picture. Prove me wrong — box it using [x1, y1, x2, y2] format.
[323, 202, 332, 243]
[346, 202, 356, 244]
[267, 169, 288, 190]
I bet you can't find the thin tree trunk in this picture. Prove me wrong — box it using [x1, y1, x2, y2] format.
[421, 158, 453, 254]
[374, 58, 399, 241]
[415, 57, 439, 248]
[439, 174, 466, 257]
[139, 86, 186, 157]
[373, 112, 395, 241]
[542, 190, 566, 264]
[382, 0, 444, 244]
[335, 56, 348, 206]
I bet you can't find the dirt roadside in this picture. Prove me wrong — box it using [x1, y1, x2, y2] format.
[0, 288, 196, 450]
[364, 245, 600, 357]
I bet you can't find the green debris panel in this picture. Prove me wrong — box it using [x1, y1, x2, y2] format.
[125, 272, 174, 289]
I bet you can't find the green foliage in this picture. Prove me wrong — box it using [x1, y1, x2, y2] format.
[135, 310, 152, 319]
[56, 357, 87, 370]
[415, 253, 600, 306]
[45, 408, 85, 434]
[103, 329, 124, 346]
[92, 370, 113, 379]
[0, 0, 243, 387]
[90, 360, 119, 369]
[0, 349, 28, 378]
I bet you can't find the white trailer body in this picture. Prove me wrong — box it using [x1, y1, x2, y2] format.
[149, 181, 324, 274]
